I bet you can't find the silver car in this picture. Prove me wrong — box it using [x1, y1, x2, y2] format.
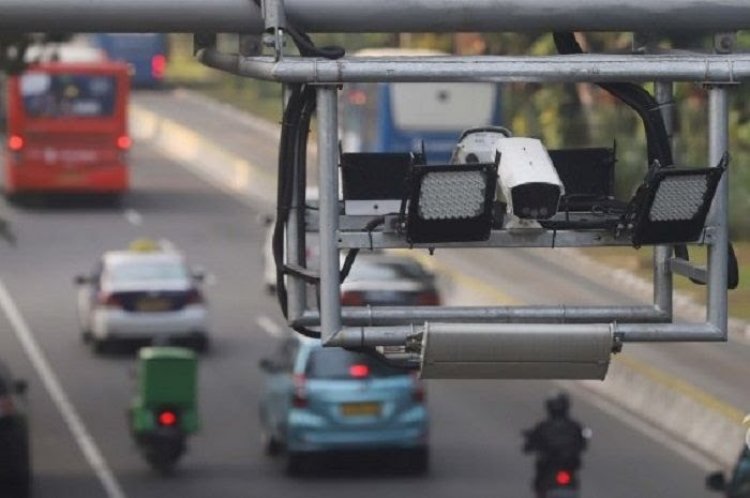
[75, 246, 209, 353]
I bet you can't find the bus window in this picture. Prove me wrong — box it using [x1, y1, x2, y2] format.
[21, 73, 116, 118]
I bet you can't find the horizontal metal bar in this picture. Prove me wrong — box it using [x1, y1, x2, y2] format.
[326, 320, 725, 348]
[614, 323, 724, 342]
[669, 257, 708, 284]
[297, 305, 668, 328]
[6, 0, 750, 33]
[339, 229, 635, 249]
[202, 52, 750, 84]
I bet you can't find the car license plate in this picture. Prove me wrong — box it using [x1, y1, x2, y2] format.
[340, 402, 381, 417]
[136, 297, 171, 312]
[58, 172, 84, 185]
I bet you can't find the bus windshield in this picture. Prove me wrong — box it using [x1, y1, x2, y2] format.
[20, 72, 117, 118]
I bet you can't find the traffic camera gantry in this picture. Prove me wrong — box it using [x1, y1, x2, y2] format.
[8, 0, 750, 380]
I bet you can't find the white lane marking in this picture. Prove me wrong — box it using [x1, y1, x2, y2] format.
[560, 380, 718, 471]
[0, 279, 127, 498]
[257, 315, 287, 338]
[157, 238, 176, 252]
[123, 209, 143, 227]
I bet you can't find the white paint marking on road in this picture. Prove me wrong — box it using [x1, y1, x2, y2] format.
[123, 209, 143, 227]
[257, 315, 287, 338]
[0, 279, 127, 498]
[157, 238, 177, 252]
[560, 380, 718, 471]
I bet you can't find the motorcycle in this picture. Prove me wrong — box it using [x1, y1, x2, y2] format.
[128, 347, 200, 474]
[523, 427, 592, 498]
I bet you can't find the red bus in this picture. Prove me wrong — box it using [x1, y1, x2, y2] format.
[4, 60, 131, 198]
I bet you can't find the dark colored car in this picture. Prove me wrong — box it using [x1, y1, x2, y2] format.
[708, 446, 750, 498]
[340, 253, 440, 306]
[0, 360, 30, 498]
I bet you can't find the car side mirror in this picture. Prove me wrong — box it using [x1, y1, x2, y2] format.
[74, 274, 90, 285]
[706, 472, 727, 491]
[13, 379, 27, 395]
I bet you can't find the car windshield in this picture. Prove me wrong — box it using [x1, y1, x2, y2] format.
[305, 348, 406, 379]
[347, 259, 429, 282]
[107, 259, 188, 283]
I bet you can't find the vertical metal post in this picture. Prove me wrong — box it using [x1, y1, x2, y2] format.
[706, 86, 729, 335]
[316, 86, 342, 344]
[653, 82, 674, 316]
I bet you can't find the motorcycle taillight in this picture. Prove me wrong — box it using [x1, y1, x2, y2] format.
[158, 410, 178, 427]
[555, 470, 572, 486]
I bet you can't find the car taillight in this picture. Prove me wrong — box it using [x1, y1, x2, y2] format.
[185, 288, 204, 305]
[292, 374, 307, 408]
[97, 291, 121, 308]
[341, 291, 365, 306]
[151, 54, 166, 79]
[416, 291, 440, 306]
[411, 372, 426, 403]
[555, 470, 572, 486]
[8, 135, 24, 152]
[157, 409, 178, 427]
[116, 135, 132, 150]
[349, 364, 369, 378]
[0, 395, 15, 416]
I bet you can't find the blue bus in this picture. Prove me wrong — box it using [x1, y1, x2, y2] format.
[89, 34, 168, 88]
[340, 49, 503, 163]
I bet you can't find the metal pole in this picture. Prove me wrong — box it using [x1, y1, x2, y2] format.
[653, 81, 674, 317]
[5, 0, 750, 33]
[316, 86, 342, 345]
[206, 53, 750, 84]
[706, 86, 729, 336]
[296, 305, 668, 327]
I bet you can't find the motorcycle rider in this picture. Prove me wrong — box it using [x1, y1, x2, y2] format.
[524, 392, 588, 497]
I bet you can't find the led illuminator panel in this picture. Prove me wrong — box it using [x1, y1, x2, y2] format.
[406, 163, 498, 244]
[630, 161, 726, 246]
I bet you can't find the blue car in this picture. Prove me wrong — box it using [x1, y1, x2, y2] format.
[259, 336, 429, 474]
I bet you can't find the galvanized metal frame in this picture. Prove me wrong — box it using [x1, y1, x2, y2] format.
[248, 49, 736, 350]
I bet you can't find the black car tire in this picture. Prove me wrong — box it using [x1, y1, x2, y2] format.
[92, 338, 109, 355]
[286, 452, 308, 476]
[261, 430, 282, 457]
[3, 420, 31, 498]
[406, 447, 429, 475]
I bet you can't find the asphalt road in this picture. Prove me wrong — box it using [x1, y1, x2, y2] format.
[0, 90, 728, 497]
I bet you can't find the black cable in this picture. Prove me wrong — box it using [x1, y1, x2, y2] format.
[339, 216, 386, 283]
[250, 0, 344, 60]
[553, 33, 673, 169]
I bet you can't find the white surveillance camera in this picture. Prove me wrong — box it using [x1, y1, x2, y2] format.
[451, 126, 512, 164]
[495, 137, 564, 220]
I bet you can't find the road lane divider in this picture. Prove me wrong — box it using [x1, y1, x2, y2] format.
[0, 279, 127, 498]
[133, 94, 746, 467]
[130, 105, 276, 208]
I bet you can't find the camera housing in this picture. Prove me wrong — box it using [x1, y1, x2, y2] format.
[450, 126, 512, 164]
[495, 137, 564, 220]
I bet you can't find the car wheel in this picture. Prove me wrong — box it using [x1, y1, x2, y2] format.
[191, 335, 210, 354]
[5, 420, 31, 498]
[92, 338, 109, 355]
[405, 447, 429, 475]
[286, 452, 308, 476]
[261, 430, 282, 457]
[80, 329, 92, 344]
